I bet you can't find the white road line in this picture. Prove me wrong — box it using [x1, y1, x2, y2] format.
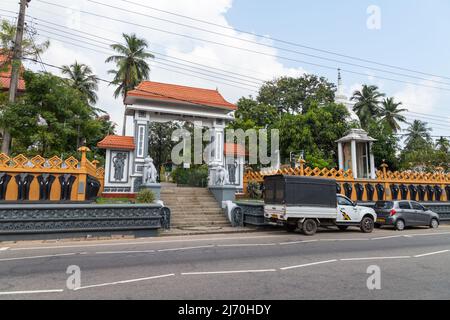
[340, 256, 410, 261]
[181, 269, 277, 275]
[157, 245, 215, 252]
[0, 289, 63, 296]
[279, 240, 318, 245]
[0, 247, 9, 251]
[95, 250, 155, 255]
[280, 259, 337, 271]
[74, 273, 175, 290]
[408, 232, 450, 237]
[0, 252, 77, 262]
[414, 250, 449, 258]
[319, 238, 369, 242]
[371, 235, 404, 240]
[9, 234, 286, 251]
[217, 243, 277, 248]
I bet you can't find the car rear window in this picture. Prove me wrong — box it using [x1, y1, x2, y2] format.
[375, 201, 393, 209]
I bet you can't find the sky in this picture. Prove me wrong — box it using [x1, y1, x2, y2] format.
[1, 0, 450, 139]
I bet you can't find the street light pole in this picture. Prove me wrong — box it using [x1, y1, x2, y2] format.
[2, 0, 30, 154]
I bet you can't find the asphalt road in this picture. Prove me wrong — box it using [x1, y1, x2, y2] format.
[1, 225, 450, 300]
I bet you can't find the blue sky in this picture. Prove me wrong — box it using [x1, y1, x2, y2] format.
[227, 0, 450, 138]
[1, 0, 449, 139]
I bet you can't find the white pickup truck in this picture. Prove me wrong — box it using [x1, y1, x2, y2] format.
[263, 175, 377, 236]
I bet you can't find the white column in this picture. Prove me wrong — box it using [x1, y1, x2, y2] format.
[369, 142, 376, 179]
[351, 140, 358, 179]
[338, 142, 344, 170]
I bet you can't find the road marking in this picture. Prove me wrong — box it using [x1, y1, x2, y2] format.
[0, 289, 63, 296]
[280, 259, 337, 271]
[0, 247, 9, 251]
[371, 235, 404, 240]
[95, 250, 155, 255]
[319, 238, 369, 242]
[9, 234, 286, 251]
[340, 256, 410, 261]
[279, 240, 318, 245]
[408, 231, 450, 237]
[0, 252, 77, 262]
[75, 273, 175, 290]
[217, 243, 277, 248]
[414, 250, 449, 258]
[181, 269, 277, 275]
[158, 245, 215, 252]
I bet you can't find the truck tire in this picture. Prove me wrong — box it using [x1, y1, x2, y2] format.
[360, 216, 374, 233]
[337, 225, 349, 231]
[302, 219, 318, 236]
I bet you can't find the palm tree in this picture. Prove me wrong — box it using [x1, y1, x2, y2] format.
[106, 33, 154, 99]
[404, 120, 432, 150]
[61, 61, 99, 105]
[105, 33, 154, 134]
[436, 136, 450, 153]
[351, 85, 385, 129]
[379, 97, 407, 132]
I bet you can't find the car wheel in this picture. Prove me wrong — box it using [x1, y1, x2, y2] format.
[337, 225, 348, 231]
[302, 219, 318, 236]
[395, 219, 405, 231]
[430, 219, 439, 229]
[360, 217, 374, 233]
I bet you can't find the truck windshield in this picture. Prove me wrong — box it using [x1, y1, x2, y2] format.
[375, 201, 394, 209]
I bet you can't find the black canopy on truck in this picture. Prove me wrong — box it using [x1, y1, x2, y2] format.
[263, 175, 337, 208]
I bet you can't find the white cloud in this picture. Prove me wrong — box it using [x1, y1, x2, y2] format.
[6, 0, 309, 136]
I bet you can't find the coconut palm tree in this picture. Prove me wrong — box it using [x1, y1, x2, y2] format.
[379, 97, 407, 132]
[105, 33, 154, 134]
[105, 33, 154, 99]
[436, 136, 450, 153]
[351, 85, 385, 129]
[404, 120, 432, 150]
[61, 61, 99, 105]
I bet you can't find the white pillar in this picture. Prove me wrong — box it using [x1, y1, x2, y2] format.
[351, 140, 358, 179]
[369, 142, 376, 179]
[338, 142, 344, 170]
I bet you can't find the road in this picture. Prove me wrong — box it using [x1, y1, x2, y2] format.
[1, 225, 450, 300]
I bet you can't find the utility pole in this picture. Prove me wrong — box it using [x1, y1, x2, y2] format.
[2, 0, 29, 154]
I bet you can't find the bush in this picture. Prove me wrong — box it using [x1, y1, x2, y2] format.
[136, 188, 155, 204]
[247, 180, 262, 199]
[172, 165, 208, 187]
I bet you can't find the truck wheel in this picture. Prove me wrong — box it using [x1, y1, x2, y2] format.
[338, 225, 348, 231]
[360, 217, 374, 233]
[302, 219, 318, 236]
[286, 223, 297, 232]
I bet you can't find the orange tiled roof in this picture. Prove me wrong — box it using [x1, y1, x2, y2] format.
[0, 54, 25, 91]
[224, 143, 247, 157]
[97, 135, 135, 150]
[127, 81, 237, 110]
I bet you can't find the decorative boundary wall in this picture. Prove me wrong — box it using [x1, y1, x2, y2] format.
[0, 147, 104, 201]
[0, 203, 171, 237]
[244, 161, 450, 202]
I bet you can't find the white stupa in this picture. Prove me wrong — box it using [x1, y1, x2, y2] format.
[335, 69, 359, 121]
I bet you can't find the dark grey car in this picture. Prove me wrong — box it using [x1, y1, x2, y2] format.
[374, 200, 440, 231]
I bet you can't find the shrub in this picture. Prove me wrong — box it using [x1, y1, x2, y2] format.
[136, 188, 155, 204]
[247, 180, 262, 199]
[172, 165, 208, 187]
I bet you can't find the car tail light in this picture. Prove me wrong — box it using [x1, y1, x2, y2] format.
[390, 209, 397, 216]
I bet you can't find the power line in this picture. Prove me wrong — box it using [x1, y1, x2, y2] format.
[116, 0, 450, 82]
[32, 1, 450, 93]
[82, 0, 450, 87]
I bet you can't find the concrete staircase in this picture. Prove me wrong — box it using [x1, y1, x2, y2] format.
[160, 184, 231, 228]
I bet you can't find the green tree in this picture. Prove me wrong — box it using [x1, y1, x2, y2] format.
[257, 75, 336, 114]
[435, 136, 450, 153]
[351, 85, 385, 129]
[366, 120, 399, 170]
[148, 122, 180, 178]
[379, 97, 407, 132]
[403, 120, 432, 150]
[0, 71, 106, 158]
[105, 33, 154, 99]
[233, 97, 278, 128]
[61, 61, 99, 105]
